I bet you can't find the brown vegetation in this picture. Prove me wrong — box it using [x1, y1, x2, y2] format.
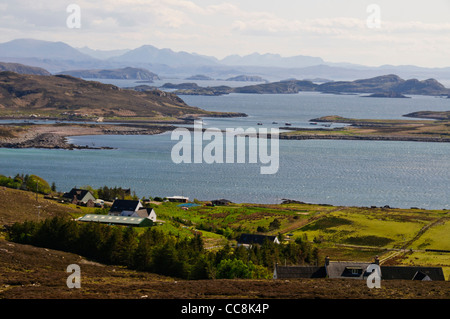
[0, 187, 449, 300]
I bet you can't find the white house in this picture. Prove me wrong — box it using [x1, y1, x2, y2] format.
[108, 200, 143, 216]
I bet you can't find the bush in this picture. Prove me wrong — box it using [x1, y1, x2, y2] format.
[25, 175, 51, 194]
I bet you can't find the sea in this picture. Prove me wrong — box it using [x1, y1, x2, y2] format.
[0, 78, 449, 209]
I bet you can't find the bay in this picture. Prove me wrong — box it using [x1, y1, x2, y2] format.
[0, 85, 449, 209]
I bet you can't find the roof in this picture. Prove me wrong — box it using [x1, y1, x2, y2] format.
[79, 214, 153, 227]
[238, 234, 277, 245]
[135, 208, 155, 218]
[62, 188, 94, 201]
[211, 199, 232, 204]
[380, 266, 445, 281]
[275, 265, 326, 279]
[110, 199, 141, 212]
[326, 261, 373, 279]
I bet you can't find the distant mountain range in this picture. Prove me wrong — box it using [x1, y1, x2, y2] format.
[2, 38, 450, 82]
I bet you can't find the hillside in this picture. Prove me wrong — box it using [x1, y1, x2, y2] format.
[57, 67, 160, 81]
[0, 187, 448, 301]
[0, 71, 228, 120]
[0, 62, 51, 76]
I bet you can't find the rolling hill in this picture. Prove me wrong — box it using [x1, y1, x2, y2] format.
[0, 71, 221, 120]
[0, 62, 51, 76]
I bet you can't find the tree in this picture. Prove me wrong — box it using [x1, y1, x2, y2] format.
[116, 227, 138, 266]
[268, 218, 281, 231]
[26, 175, 51, 194]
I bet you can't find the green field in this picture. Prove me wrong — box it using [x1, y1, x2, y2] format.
[142, 201, 450, 274]
[2, 185, 448, 278]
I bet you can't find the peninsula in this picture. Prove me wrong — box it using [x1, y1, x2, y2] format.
[280, 114, 450, 143]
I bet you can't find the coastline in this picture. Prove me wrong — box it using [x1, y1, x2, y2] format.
[0, 123, 177, 149]
[1, 111, 449, 149]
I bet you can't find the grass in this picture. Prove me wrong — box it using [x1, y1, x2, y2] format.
[282, 115, 450, 141]
[293, 208, 442, 249]
[1, 187, 448, 275]
[411, 218, 450, 250]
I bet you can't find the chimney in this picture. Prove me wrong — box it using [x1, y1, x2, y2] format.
[374, 256, 379, 265]
[325, 256, 330, 266]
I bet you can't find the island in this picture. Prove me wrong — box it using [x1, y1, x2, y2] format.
[362, 92, 410, 98]
[225, 75, 267, 82]
[171, 74, 450, 97]
[185, 74, 214, 81]
[279, 115, 450, 143]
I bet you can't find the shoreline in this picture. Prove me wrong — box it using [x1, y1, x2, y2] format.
[1, 112, 449, 149]
[0, 123, 177, 150]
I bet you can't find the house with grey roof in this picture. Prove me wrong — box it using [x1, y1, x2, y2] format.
[273, 256, 445, 281]
[62, 188, 96, 206]
[324, 256, 374, 279]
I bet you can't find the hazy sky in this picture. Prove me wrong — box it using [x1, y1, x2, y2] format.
[1, 0, 450, 67]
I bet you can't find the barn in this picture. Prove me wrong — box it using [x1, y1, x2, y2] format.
[78, 214, 153, 227]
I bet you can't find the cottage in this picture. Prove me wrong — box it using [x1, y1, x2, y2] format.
[237, 234, 280, 248]
[62, 188, 96, 206]
[211, 199, 233, 206]
[108, 199, 143, 216]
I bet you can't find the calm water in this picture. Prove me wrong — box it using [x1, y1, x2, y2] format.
[1, 84, 449, 209]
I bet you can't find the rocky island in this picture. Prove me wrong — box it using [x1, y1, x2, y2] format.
[171, 74, 450, 97]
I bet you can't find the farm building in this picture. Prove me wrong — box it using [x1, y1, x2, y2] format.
[62, 188, 96, 206]
[237, 234, 280, 247]
[78, 214, 153, 227]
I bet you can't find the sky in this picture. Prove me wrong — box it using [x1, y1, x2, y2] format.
[1, 0, 450, 67]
